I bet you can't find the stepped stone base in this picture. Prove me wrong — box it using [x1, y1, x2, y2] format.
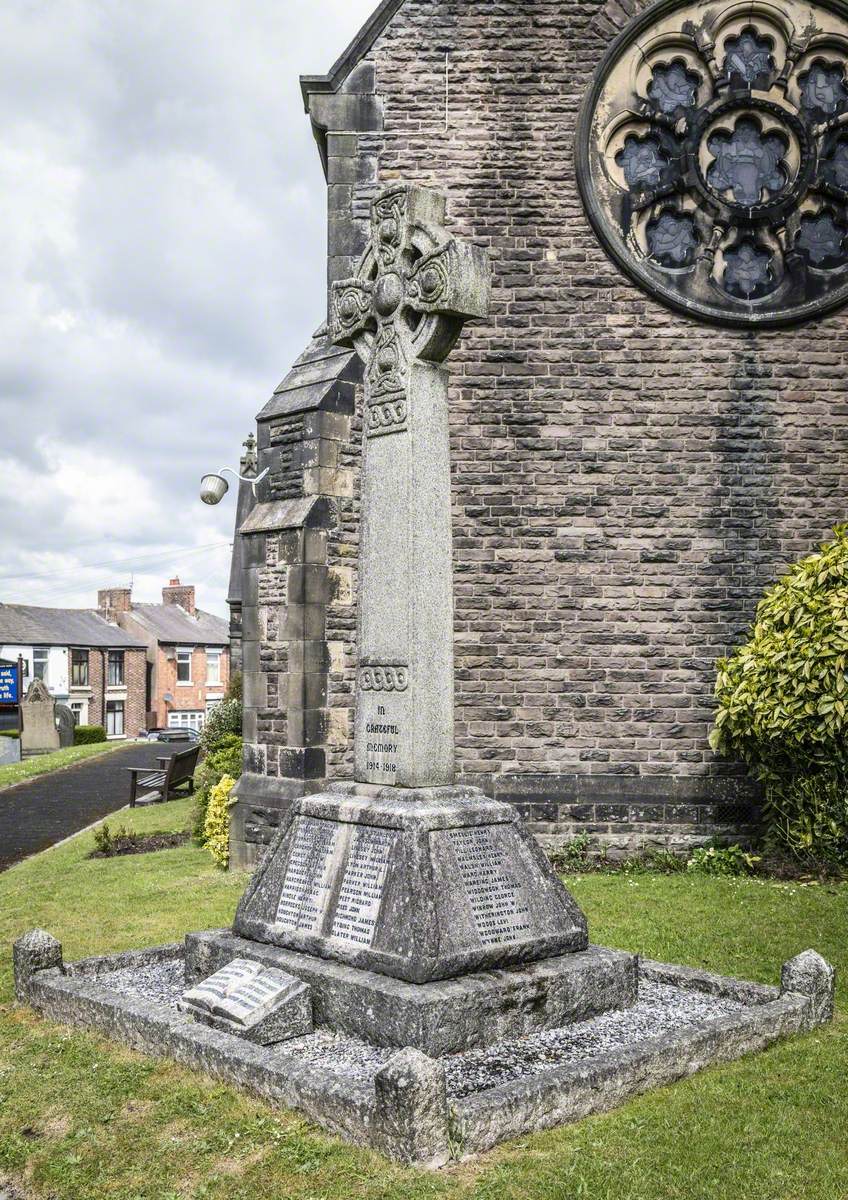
[185, 929, 638, 1057]
[234, 784, 590, 985]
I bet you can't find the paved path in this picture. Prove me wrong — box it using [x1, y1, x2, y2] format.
[0, 743, 183, 871]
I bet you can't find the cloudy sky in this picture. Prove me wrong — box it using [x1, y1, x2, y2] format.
[0, 0, 375, 616]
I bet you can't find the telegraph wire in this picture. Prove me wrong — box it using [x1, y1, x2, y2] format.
[0, 541, 232, 585]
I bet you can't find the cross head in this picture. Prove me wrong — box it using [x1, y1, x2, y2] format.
[330, 184, 489, 436]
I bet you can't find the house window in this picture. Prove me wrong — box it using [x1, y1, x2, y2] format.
[71, 650, 89, 687]
[69, 701, 85, 725]
[107, 650, 125, 686]
[207, 648, 222, 685]
[33, 647, 49, 683]
[168, 710, 204, 730]
[106, 700, 125, 737]
[176, 647, 192, 684]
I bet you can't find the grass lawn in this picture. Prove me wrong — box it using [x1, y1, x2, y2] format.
[0, 802, 845, 1200]
[0, 742, 131, 792]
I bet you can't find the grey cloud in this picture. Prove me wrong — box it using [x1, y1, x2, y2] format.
[0, 0, 375, 612]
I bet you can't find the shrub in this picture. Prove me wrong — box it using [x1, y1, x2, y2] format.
[711, 527, 848, 863]
[0, 730, 19, 739]
[225, 671, 243, 704]
[191, 732, 243, 844]
[203, 774, 238, 869]
[200, 697, 242, 751]
[74, 725, 107, 745]
[687, 842, 761, 877]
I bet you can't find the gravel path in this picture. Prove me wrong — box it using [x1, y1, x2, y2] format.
[0, 743, 182, 871]
[99, 959, 750, 1096]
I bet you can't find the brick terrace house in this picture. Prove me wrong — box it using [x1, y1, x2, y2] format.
[226, 0, 848, 868]
[100, 580, 230, 732]
[0, 605, 147, 737]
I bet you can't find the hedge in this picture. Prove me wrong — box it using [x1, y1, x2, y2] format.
[73, 725, 107, 745]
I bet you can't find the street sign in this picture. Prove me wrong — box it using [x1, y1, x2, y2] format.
[0, 664, 21, 706]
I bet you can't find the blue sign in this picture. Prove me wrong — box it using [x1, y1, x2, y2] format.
[0, 666, 20, 705]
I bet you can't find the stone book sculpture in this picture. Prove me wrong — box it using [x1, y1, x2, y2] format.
[180, 957, 312, 1045]
[225, 183, 637, 1046]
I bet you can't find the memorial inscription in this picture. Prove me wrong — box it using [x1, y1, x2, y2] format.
[330, 826, 397, 947]
[363, 699, 404, 779]
[275, 818, 339, 933]
[447, 827, 533, 946]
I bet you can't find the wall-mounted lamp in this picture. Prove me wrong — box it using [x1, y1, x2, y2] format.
[199, 465, 269, 506]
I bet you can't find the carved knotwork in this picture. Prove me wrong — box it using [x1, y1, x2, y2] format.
[330, 184, 490, 435]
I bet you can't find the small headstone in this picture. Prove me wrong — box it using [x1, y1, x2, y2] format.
[55, 704, 75, 749]
[19, 680, 60, 755]
[180, 957, 312, 1045]
[0, 737, 20, 767]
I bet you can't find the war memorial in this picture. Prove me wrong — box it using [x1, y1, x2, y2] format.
[12, 0, 840, 1167]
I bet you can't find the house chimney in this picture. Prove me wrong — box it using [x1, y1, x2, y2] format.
[98, 587, 132, 623]
[162, 577, 196, 615]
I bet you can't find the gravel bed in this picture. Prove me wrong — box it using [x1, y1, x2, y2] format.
[444, 980, 747, 1098]
[97, 962, 750, 1096]
[102, 959, 185, 1008]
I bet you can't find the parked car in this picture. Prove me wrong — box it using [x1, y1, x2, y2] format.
[145, 727, 201, 743]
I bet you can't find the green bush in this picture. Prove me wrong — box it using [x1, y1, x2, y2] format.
[73, 725, 107, 745]
[191, 732, 243, 844]
[200, 697, 241, 751]
[711, 526, 848, 862]
[225, 671, 243, 704]
[0, 730, 19, 739]
[687, 842, 761, 877]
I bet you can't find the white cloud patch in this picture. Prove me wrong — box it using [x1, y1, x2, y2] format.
[0, 0, 375, 613]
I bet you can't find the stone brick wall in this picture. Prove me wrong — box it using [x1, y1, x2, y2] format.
[299, 0, 847, 849]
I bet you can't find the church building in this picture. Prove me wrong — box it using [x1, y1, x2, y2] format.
[229, 0, 848, 868]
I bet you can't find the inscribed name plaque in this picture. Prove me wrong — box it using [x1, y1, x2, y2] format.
[180, 958, 313, 1045]
[330, 826, 397, 947]
[275, 818, 339, 934]
[437, 826, 534, 948]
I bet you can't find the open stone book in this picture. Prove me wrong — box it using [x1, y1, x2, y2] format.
[180, 958, 297, 1029]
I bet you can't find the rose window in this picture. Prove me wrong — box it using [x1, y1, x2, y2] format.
[577, 0, 848, 326]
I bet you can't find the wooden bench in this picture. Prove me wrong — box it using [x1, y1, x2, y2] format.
[127, 744, 201, 807]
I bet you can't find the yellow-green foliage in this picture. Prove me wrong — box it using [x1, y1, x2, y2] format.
[712, 527, 848, 860]
[202, 773, 237, 869]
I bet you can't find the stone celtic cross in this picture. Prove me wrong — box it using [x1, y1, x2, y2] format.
[330, 184, 490, 789]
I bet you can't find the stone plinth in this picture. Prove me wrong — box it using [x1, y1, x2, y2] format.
[186, 929, 637, 1057]
[233, 783, 589, 985]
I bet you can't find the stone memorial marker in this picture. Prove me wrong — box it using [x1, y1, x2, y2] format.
[20, 679, 59, 755]
[55, 704, 75, 750]
[330, 183, 490, 789]
[227, 185, 633, 1047]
